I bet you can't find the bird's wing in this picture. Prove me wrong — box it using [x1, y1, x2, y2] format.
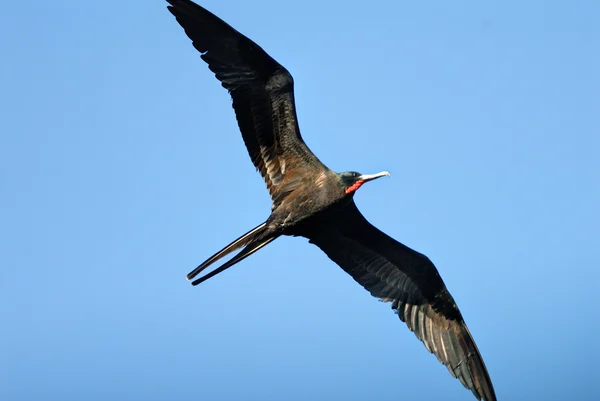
[305, 200, 496, 401]
[167, 0, 327, 208]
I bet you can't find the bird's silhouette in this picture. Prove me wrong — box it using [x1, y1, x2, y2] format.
[166, 1, 496, 400]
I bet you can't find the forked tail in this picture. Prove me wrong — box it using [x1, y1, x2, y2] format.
[187, 222, 280, 285]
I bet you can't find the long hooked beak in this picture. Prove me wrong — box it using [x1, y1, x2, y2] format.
[358, 171, 391, 182]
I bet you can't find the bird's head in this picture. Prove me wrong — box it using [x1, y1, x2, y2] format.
[338, 171, 390, 195]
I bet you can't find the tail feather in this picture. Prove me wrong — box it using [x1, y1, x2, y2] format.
[190, 236, 277, 286]
[187, 222, 278, 283]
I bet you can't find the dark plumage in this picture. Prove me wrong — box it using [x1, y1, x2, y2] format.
[166, 1, 497, 400]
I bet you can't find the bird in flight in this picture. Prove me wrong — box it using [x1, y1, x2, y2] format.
[166, 1, 496, 400]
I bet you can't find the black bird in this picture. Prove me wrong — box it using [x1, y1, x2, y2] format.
[166, 1, 496, 400]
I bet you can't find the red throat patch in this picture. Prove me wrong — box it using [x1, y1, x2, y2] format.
[345, 180, 365, 194]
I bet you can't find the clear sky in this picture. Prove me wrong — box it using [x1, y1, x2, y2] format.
[2, 1, 599, 400]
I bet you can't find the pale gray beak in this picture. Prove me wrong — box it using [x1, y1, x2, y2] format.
[357, 171, 391, 182]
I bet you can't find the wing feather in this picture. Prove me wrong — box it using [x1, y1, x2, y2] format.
[167, 0, 326, 207]
[304, 201, 497, 401]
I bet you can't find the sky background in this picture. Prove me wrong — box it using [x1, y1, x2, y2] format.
[2, 0, 599, 400]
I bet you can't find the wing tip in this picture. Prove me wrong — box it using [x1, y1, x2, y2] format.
[460, 323, 497, 401]
[397, 302, 497, 401]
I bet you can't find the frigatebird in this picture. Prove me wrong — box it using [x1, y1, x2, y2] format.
[166, 1, 496, 400]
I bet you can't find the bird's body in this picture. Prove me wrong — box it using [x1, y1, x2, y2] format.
[166, 1, 497, 400]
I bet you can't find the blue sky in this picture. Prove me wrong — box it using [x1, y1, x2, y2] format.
[2, 0, 599, 400]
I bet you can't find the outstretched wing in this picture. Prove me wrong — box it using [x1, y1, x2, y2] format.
[167, 0, 327, 208]
[305, 201, 497, 401]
